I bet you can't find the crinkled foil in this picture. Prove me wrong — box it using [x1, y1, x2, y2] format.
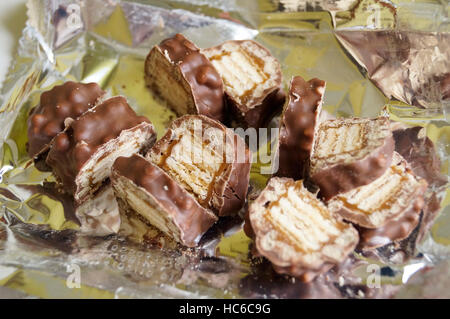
[0, 0, 449, 298]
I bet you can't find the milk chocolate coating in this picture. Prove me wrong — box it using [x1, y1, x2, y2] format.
[111, 154, 218, 247]
[358, 126, 447, 252]
[310, 123, 395, 201]
[46, 96, 153, 197]
[247, 178, 358, 283]
[149, 114, 251, 217]
[145, 34, 225, 123]
[27, 81, 105, 163]
[357, 196, 424, 250]
[230, 85, 286, 129]
[276, 76, 325, 179]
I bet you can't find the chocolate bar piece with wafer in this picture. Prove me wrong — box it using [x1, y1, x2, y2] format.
[145, 34, 226, 123]
[147, 115, 251, 216]
[111, 154, 218, 247]
[328, 152, 427, 229]
[203, 40, 285, 128]
[27, 81, 105, 170]
[247, 177, 359, 282]
[309, 117, 395, 201]
[46, 96, 156, 204]
[275, 76, 325, 179]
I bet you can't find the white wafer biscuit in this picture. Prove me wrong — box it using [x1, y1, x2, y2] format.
[309, 117, 395, 200]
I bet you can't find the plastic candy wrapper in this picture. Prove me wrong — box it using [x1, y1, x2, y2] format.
[0, 0, 449, 298]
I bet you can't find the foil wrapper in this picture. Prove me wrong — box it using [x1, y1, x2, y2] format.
[0, 0, 449, 298]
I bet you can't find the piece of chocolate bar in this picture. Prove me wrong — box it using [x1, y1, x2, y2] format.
[46, 96, 156, 203]
[147, 114, 251, 216]
[309, 117, 394, 201]
[328, 152, 427, 228]
[247, 177, 359, 282]
[328, 152, 427, 249]
[275, 76, 325, 179]
[27, 81, 105, 170]
[145, 33, 226, 123]
[203, 40, 285, 128]
[111, 154, 218, 247]
[75, 185, 121, 236]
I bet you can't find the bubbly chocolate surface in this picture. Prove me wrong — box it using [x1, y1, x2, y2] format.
[46, 96, 151, 194]
[155, 34, 225, 122]
[27, 81, 105, 158]
[276, 76, 325, 179]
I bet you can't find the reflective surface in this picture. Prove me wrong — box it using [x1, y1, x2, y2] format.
[0, 0, 449, 298]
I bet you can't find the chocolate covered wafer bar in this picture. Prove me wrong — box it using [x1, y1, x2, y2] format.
[309, 117, 394, 201]
[145, 33, 226, 123]
[275, 76, 325, 179]
[203, 40, 285, 128]
[27, 81, 105, 170]
[147, 114, 251, 216]
[111, 154, 218, 247]
[46, 96, 156, 203]
[247, 177, 359, 282]
[328, 152, 427, 230]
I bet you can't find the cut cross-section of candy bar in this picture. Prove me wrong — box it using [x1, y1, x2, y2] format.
[328, 152, 428, 248]
[248, 177, 359, 282]
[27, 81, 105, 170]
[46, 96, 156, 204]
[275, 76, 325, 179]
[111, 154, 218, 247]
[203, 40, 284, 128]
[309, 117, 394, 201]
[147, 115, 251, 216]
[145, 33, 226, 123]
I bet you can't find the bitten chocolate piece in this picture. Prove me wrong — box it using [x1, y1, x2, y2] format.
[248, 177, 359, 282]
[275, 76, 325, 179]
[147, 115, 251, 216]
[145, 33, 226, 123]
[309, 117, 394, 201]
[27, 81, 105, 169]
[203, 40, 284, 128]
[111, 154, 218, 247]
[46, 96, 156, 203]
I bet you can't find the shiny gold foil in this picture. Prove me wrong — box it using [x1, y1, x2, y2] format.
[0, 0, 448, 298]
